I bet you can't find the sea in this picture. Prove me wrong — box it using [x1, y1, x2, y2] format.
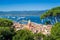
[0, 16, 44, 24]
[0, 16, 59, 24]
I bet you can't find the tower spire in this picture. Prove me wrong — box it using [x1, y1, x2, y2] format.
[28, 19, 31, 24]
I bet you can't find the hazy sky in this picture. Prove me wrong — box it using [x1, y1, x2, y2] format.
[0, 0, 60, 11]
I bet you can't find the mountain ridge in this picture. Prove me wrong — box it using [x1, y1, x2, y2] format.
[0, 10, 46, 16]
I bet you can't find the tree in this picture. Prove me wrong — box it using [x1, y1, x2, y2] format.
[45, 21, 51, 25]
[0, 27, 15, 40]
[12, 29, 34, 40]
[34, 33, 45, 40]
[0, 18, 15, 40]
[51, 22, 60, 40]
[0, 18, 13, 27]
[40, 6, 60, 24]
[43, 35, 55, 40]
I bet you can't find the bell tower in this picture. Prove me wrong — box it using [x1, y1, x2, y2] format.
[28, 20, 31, 29]
[28, 20, 31, 25]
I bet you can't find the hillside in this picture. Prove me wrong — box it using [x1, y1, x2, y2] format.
[0, 10, 46, 16]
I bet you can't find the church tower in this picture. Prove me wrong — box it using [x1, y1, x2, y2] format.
[28, 20, 31, 25]
[28, 20, 31, 29]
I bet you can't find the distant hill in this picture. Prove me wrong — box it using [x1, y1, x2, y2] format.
[0, 10, 46, 16]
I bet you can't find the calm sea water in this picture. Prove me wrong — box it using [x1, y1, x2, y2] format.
[0, 16, 43, 24]
[0, 16, 59, 24]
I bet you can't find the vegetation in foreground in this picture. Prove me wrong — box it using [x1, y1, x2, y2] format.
[40, 6, 60, 24]
[0, 6, 60, 40]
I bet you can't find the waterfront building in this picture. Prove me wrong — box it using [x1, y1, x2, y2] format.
[13, 20, 52, 35]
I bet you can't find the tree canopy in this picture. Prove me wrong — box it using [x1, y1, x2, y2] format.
[0, 18, 13, 27]
[12, 29, 34, 40]
[0, 18, 15, 40]
[34, 33, 45, 40]
[40, 7, 60, 19]
[0, 27, 15, 40]
[40, 6, 60, 24]
[51, 22, 60, 40]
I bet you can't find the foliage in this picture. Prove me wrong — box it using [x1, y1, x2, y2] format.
[34, 33, 45, 40]
[40, 7, 60, 19]
[40, 6, 60, 24]
[43, 35, 55, 40]
[0, 27, 15, 40]
[45, 21, 51, 25]
[51, 22, 60, 40]
[2, 6, 59, 40]
[12, 29, 34, 40]
[0, 18, 15, 40]
[0, 18, 13, 27]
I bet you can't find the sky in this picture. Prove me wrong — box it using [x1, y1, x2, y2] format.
[0, 0, 60, 11]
